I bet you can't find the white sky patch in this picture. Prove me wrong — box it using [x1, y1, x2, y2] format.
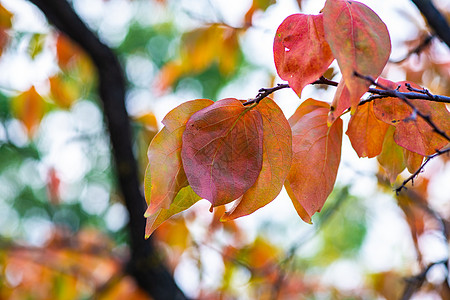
[105, 202, 129, 232]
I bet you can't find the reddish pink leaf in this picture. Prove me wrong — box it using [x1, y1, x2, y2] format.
[373, 82, 450, 156]
[274, 13, 334, 96]
[222, 98, 292, 220]
[346, 101, 390, 158]
[323, 0, 391, 112]
[144, 99, 213, 215]
[286, 99, 343, 223]
[182, 98, 264, 207]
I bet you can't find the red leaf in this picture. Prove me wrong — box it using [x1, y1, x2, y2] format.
[144, 99, 213, 216]
[323, 0, 391, 112]
[373, 82, 450, 156]
[286, 99, 343, 223]
[346, 101, 390, 158]
[222, 98, 292, 220]
[274, 13, 334, 96]
[182, 98, 264, 207]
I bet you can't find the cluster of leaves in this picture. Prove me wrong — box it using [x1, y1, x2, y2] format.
[144, 0, 450, 234]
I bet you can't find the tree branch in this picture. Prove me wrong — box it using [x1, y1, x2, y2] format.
[390, 34, 434, 64]
[245, 77, 450, 106]
[395, 148, 450, 194]
[354, 72, 450, 142]
[411, 0, 450, 49]
[400, 259, 448, 300]
[27, 1, 187, 299]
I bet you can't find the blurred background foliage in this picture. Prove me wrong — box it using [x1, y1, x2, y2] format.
[0, 0, 449, 299]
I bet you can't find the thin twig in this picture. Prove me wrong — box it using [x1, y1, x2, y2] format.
[395, 148, 450, 194]
[390, 34, 434, 64]
[243, 83, 290, 105]
[244, 77, 450, 107]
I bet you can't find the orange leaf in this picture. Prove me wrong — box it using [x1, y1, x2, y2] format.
[286, 99, 342, 223]
[323, 0, 391, 112]
[373, 82, 450, 156]
[55, 33, 82, 69]
[274, 13, 334, 97]
[49, 74, 80, 109]
[403, 148, 423, 174]
[222, 97, 292, 220]
[181, 98, 264, 207]
[346, 101, 390, 158]
[328, 78, 351, 124]
[182, 25, 239, 75]
[144, 99, 213, 215]
[11, 86, 46, 137]
[0, 4, 13, 29]
[377, 126, 405, 183]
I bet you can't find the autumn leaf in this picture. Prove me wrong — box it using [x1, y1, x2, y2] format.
[49, 74, 80, 109]
[373, 82, 450, 156]
[11, 86, 46, 137]
[403, 148, 423, 174]
[323, 0, 391, 112]
[145, 186, 201, 238]
[182, 98, 264, 207]
[56, 33, 83, 69]
[144, 99, 213, 216]
[285, 99, 343, 223]
[274, 13, 334, 97]
[222, 97, 292, 220]
[377, 126, 405, 183]
[155, 25, 240, 92]
[346, 101, 390, 158]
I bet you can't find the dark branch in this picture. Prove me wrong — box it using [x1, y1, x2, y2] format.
[390, 34, 434, 64]
[354, 72, 450, 142]
[248, 77, 450, 106]
[401, 259, 448, 300]
[243, 83, 290, 105]
[395, 148, 450, 194]
[411, 0, 450, 49]
[27, 1, 187, 299]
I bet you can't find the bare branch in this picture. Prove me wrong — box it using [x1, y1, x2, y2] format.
[248, 77, 450, 106]
[396, 147, 450, 194]
[411, 0, 450, 49]
[390, 34, 434, 64]
[243, 83, 290, 105]
[354, 72, 450, 142]
[400, 259, 448, 300]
